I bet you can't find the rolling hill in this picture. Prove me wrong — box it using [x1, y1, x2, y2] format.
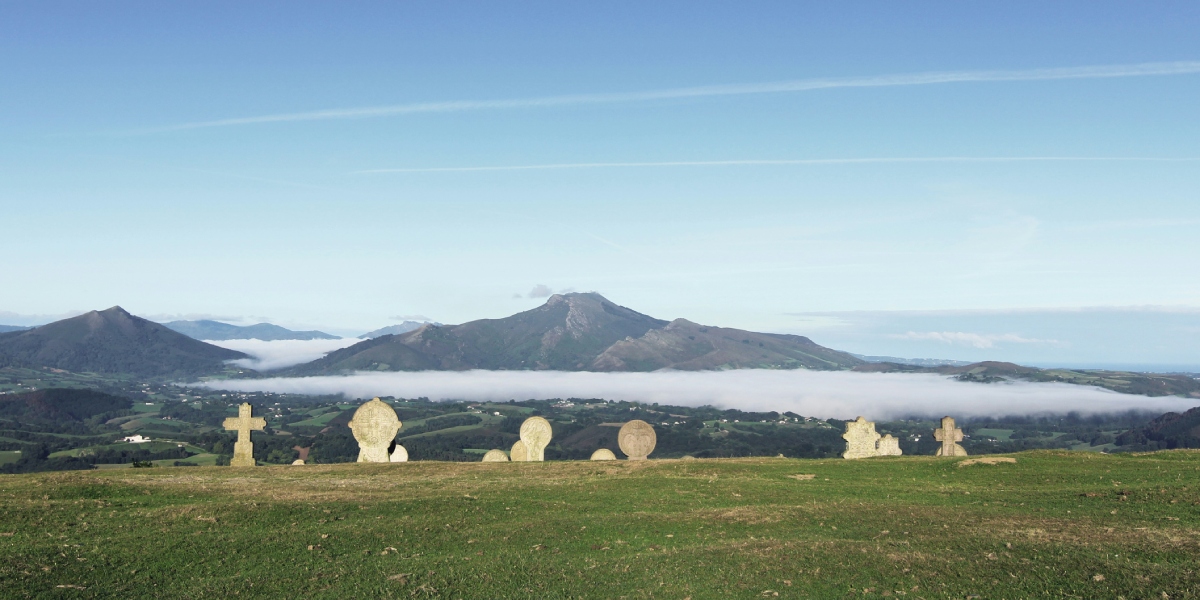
[290, 293, 863, 374]
[0, 325, 30, 334]
[0, 307, 247, 377]
[164, 319, 337, 341]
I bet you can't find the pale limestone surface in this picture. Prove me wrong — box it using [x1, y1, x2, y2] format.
[934, 416, 968, 457]
[482, 449, 510, 462]
[349, 398, 402, 463]
[841, 416, 881, 459]
[510, 440, 529, 462]
[590, 448, 617, 461]
[223, 403, 266, 467]
[618, 420, 656, 460]
[877, 434, 903, 456]
[291, 459, 305, 466]
[519, 417, 553, 462]
[390, 444, 409, 463]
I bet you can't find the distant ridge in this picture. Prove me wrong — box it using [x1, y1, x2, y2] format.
[164, 319, 338, 341]
[851, 353, 972, 367]
[359, 321, 441, 340]
[290, 293, 864, 374]
[0, 307, 247, 377]
[0, 325, 30, 334]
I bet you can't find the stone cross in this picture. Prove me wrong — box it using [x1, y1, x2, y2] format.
[223, 403, 266, 467]
[841, 416, 881, 459]
[934, 416, 968, 457]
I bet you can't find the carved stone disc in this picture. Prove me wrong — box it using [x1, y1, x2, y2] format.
[519, 416, 553, 461]
[510, 440, 529, 462]
[349, 398, 402, 463]
[590, 448, 617, 461]
[618, 419, 657, 460]
[482, 449, 510, 462]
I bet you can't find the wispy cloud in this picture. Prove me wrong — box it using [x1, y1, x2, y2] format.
[355, 156, 1200, 174]
[196, 369, 1195, 419]
[893, 331, 1061, 349]
[135, 60, 1200, 133]
[207, 338, 361, 371]
[391, 314, 434, 322]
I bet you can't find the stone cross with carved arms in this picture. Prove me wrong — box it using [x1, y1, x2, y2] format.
[223, 403, 266, 467]
[934, 415, 967, 457]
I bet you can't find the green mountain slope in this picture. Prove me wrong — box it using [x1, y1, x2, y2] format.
[164, 320, 337, 341]
[592, 318, 863, 371]
[290, 293, 861, 374]
[0, 307, 246, 377]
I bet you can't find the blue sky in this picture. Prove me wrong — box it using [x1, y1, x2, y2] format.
[2, 2, 1198, 367]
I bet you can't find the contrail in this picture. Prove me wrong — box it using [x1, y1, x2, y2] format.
[354, 156, 1200, 174]
[137, 60, 1200, 133]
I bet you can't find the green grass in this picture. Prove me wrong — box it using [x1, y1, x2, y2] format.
[974, 428, 1015, 441]
[289, 409, 347, 428]
[0, 451, 21, 465]
[0, 451, 1197, 598]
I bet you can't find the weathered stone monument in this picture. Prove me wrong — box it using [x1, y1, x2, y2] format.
[590, 448, 617, 461]
[842, 416, 881, 459]
[389, 443, 409, 463]
[482, 449, 510, 462]
[223, 402, 266, 467]
[519, 416, 553, 462]
[510, 440, 529, 462]
[291, 459, 305, 465]
[877, 434, 903, 456]
[934, 416, 967, 457]
[618, 419, 656, 460]
[349, 398, 402, 463]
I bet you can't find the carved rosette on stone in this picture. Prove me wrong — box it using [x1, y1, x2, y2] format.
[842, 416, 882, 459]
[481, 449, 510, 462]
[510, 440, 529, 462]
[590, 448, 617, 461]
[618, 420, 657, 460]
[349, 398, 402, 463]
[519, 417, 553, 462]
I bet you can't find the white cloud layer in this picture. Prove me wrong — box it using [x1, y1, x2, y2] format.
[206, 338, 360, 371]
[196, 369, 1198, 419]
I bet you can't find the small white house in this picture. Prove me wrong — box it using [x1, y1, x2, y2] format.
[121, 435, 152, 444]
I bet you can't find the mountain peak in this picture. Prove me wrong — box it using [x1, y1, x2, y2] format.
[0, 307, 247, 376]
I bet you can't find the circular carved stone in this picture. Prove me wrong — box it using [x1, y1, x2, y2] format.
[349, 398, 402, 463]
[618, 420, 657, 460]
[390, 444, 409, 463]
[519, 417, 553, 461]
[590, 448, 617, 461]
[482, 449, 510, 462]
[510, 440, 529, 462]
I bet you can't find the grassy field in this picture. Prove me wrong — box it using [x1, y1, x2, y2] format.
[0, 451, 1197, 598]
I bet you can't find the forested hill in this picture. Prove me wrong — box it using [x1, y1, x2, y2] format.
[289, 292, 864, 374]
[0, 307, 246, 377]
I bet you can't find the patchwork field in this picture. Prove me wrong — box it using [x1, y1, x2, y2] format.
[0, 451, 1197, 598]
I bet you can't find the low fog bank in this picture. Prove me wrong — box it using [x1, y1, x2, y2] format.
[206, 338, 360, 371]
[197, 369, 1198, 419]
